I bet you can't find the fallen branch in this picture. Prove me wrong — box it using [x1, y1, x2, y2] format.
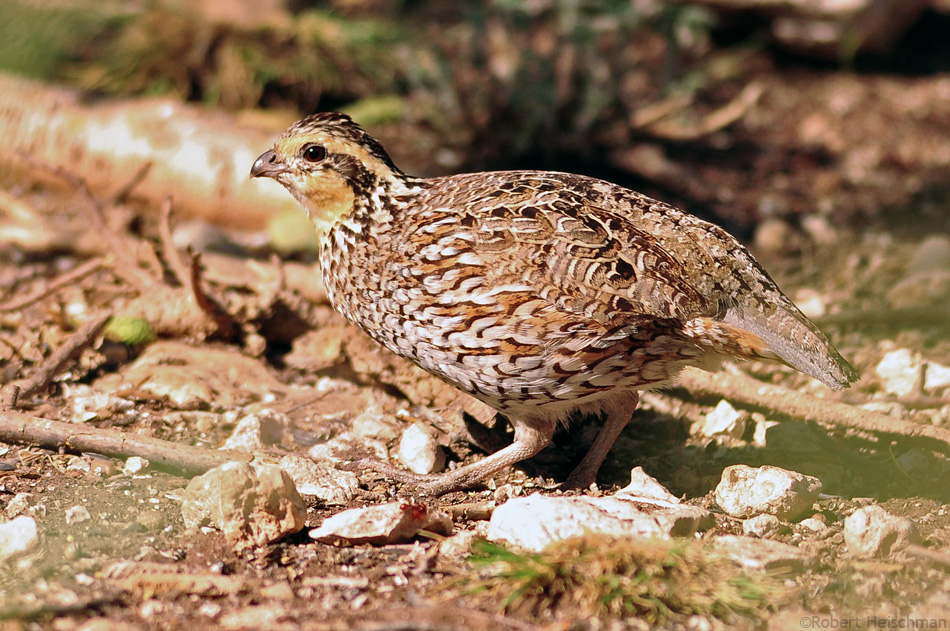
[0, 257, 109, 313]
[671, 367, 950, 456]
[5, 314, 112, 405]
[0, 409, 251, 477]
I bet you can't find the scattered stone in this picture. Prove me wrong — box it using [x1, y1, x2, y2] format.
[181, 462, 306, 551]
[714, 465, 822, 521]
[66, 384, 135, 423]
[794, 288, 826, 319]
[0, 516, 39, 561]
[486, 493, 712, 553]
[844, 505, 919, 558]
[350, 405, 399, 442]
[124, 457, 150, 475]
[700, 400, 748, 440]
[924, 361, 950, 393]
[309, 501, 453, 547]
[875, 348, 922, 396]
[88, 456, 117, 478]
[743, 514, 782, 539]
[713, 535, 807, 573]
[277, 455, 359, 505]
[652, 504, 716, 537]
[308, 433, 390, 464]
[436, 529, 483, 560]
[5, 493, 32, 519]
[752, 415, 778, 447]
[396, 422, 445, 475]
[798, 517, 828, 534]
[615, 467, 680, 504]
[221, 408, 288, 452]
[65, 505, 92, 526]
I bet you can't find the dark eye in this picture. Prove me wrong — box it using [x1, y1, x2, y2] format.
[302, 144, 326, 163]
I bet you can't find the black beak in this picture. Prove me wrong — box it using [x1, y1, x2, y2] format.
[250, 149, 290, 178]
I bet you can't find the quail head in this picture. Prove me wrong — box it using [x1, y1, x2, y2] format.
[251, 112, 858, 496]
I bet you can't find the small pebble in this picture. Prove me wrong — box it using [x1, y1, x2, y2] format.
[715, 464, 822, 521]
[844, 505, 918, 558]
[66, 505, 92, 526]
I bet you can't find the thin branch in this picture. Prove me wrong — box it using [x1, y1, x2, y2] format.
[158, 196, 192, 288]
[6, 313, 112, 403]
[0, 257, 109, 313]
[0, 409, 251, 477]
[108, 161, 153, 205]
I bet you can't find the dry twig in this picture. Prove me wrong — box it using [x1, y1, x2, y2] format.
[0, 409, 251, 476]
[4, 314, 112, 405]
[0, 257, 109, 313]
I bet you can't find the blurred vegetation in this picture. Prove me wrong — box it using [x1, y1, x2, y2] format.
[1, 0, 719, 167]
[465, 536, 774, 622]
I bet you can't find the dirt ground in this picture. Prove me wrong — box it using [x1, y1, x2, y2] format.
[2, 44, 950, 631]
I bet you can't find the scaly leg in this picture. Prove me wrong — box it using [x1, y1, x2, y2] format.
[349, 414, 555, 497]
[561, 391, 639, 490]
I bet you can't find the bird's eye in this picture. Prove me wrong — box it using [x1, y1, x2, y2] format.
[302, 144, 327, 163]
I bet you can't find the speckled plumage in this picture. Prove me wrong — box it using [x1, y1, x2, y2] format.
[251, 112, 858, 495]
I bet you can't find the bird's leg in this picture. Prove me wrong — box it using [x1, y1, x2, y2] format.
[561, 391, 639, 490]
[417, 415, 555, 496]
[347, 415, 555, 497]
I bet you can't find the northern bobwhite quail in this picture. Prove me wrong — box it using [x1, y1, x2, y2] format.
[251, 112, 858, 496]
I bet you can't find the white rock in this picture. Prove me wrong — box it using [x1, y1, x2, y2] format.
[844, 505, 918, 558]
[396, 422, 445, 475]
[615, 467, 680, 504]
[798, 517, 828, 533]
[309, 501, 452, 546]
[221, 408, 287, 453]
[743, 514, 782, 538]
[277, 455, 359, 505]
[713, 535, 807, 572]
[350, 406, 398, 442]
[308, 433, 389, 464]
[714, 465, 822, 520]
[794, 288, 826, 319]
[0, 516, 39, 561]
[752, 416, 779, 447]
[181, 461, 306, 551]
[924, 361, 950, 392]
[875, 348, 922, 397]
[124, 457, 150, 475]
[5, 493, 32, 519]
[486, 493, 712, 552]
[66, 505, 92, 526]
[700, 400, 748, 440]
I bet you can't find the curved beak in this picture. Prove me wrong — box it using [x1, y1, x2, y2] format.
[250, 149, 290, 179]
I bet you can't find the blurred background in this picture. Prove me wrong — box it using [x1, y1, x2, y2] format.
[3, 0, 950, 243]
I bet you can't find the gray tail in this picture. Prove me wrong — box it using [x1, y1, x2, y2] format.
[724, 302, 859, 390]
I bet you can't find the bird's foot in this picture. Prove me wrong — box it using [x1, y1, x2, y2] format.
[341, 458, 476, 498]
